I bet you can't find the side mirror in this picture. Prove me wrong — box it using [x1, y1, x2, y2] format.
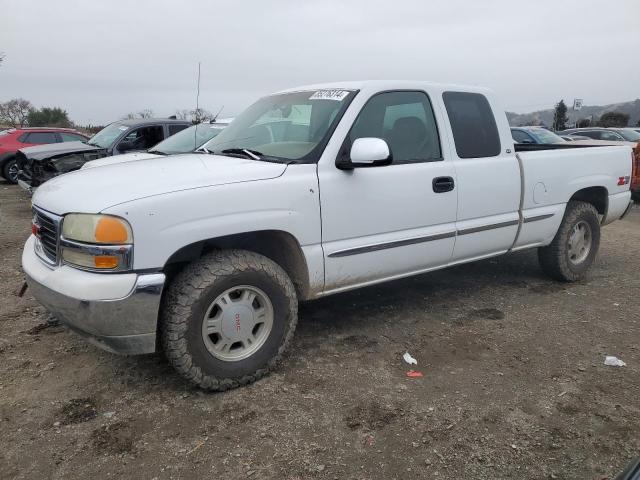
[520, 138, 534, 144]
[118, 141, 134, 152]
[337, 137, 392, 170]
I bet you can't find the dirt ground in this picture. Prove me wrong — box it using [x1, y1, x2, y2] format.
[1, 182, 639, 480]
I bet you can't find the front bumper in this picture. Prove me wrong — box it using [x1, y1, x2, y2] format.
[22, 236, 165, 355]
[17, 178, 35, 195]
[621, 200, 633, 219]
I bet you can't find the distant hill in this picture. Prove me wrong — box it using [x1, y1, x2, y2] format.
[506, 99, 640, 128]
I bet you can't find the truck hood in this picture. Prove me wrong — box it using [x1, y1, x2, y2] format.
[32, 153, 288, 215]
[81, 151, 161, 169]
[19, 141, 105, 161]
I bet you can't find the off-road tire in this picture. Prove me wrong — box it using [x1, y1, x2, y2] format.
[160, 250, 298, 391]
[2, 157, 18, 184]
[538, 201, 600, 282]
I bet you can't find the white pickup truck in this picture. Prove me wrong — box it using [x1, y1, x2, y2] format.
[23, 81, 636, 391]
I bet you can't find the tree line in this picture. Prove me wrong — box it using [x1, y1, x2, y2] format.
[0, 96, 220, 130]
[553, 99, 638, 130]
[121, 107, 219, 123]
[0, 98, 72, 128]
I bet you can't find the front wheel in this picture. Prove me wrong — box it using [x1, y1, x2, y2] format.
[160, 250, 298, 391]
[2, 158, 19, 184]
[538, 201, 601, 282]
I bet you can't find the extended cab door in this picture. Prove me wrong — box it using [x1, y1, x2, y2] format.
[441, 91, 521, 261]
[318, 90, 458, 293]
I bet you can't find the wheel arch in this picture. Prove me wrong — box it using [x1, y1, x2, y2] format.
[568, 186, 608, 218]
[0, 152, 16, 170]
[162, 229, 312, 301]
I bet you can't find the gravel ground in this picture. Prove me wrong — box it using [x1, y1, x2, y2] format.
[1, 182, 639, 480]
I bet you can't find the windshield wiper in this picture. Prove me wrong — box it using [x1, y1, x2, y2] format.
[147, 150, 168, 156]
[86, 141, 100, 147]
[214, 147, 290, 164]
[220, 148, 263, 160]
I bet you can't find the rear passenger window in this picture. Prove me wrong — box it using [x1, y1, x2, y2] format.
[348, 91, 442, 163]
[443, 92, 501, 158]
[168, 124, 189, 136]
[25, 132, 58, 144]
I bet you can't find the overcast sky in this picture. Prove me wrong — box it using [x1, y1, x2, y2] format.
[1, 0, 638, 125]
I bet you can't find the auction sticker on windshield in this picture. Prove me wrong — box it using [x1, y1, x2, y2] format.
[309, 90, 350, 101]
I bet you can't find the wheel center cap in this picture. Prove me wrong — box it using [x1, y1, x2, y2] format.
[221, 305, 253, 340]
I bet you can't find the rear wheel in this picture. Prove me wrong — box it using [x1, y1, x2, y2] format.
[160, 250, 298, 391]
[538, 201, 600, 282]
[2, 157, 18, 184]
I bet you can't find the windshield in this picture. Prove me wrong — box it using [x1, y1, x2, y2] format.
[531, 129, 565, 144]
[205, 89, 357, 162]
[88, 122, 129, 148]
[150, 123, 227, 154]
[616, 129, 640, 142]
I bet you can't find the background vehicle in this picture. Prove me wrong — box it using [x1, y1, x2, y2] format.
[16, 118, 191, 192]
[23, 81, 636, 391]
[559, 127, 640, 142]
[0, 127, 88, 183]
[81, 119, 232, 170]
[510, 126, 566, 144]
[560, 134, 591, 141]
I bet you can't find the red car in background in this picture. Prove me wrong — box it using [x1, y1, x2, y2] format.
[0, 127, 89, 184]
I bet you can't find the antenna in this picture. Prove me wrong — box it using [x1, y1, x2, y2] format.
[195, 61, 201, 117]
[194, 61, 201, 148]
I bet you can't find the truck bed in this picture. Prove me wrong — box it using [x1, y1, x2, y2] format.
[513, 144, 633, 255]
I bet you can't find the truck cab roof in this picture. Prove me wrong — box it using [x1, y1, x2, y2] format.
[277, 80, 493, 96]
[115, 118, 193, 127]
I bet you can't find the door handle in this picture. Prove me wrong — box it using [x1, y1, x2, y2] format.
[432, 176, 455, 193]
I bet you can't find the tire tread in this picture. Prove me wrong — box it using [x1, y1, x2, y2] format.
[160, 250, 298, 391]
[538, 201, 600, 282]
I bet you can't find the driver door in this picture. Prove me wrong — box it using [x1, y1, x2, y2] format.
[318, 90, 458, 293]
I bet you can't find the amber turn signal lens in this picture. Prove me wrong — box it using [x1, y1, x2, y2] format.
[93, 255, 119, 269]
[95, 217, 130, 243]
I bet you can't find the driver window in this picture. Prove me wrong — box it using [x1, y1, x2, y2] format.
[348, 91, 442, 164]
[120, 126, 164, 151]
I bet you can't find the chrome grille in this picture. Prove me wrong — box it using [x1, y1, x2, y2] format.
[33, 208, 60, 264]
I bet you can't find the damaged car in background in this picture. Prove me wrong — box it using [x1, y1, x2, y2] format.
[0, 127, 89, 184]
[16, 141, 108, 193]
[16, 117, 191, 193]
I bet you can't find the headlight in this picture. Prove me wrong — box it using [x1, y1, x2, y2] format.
[61, 214, 133, 271]
[62, 213, 132, 244]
